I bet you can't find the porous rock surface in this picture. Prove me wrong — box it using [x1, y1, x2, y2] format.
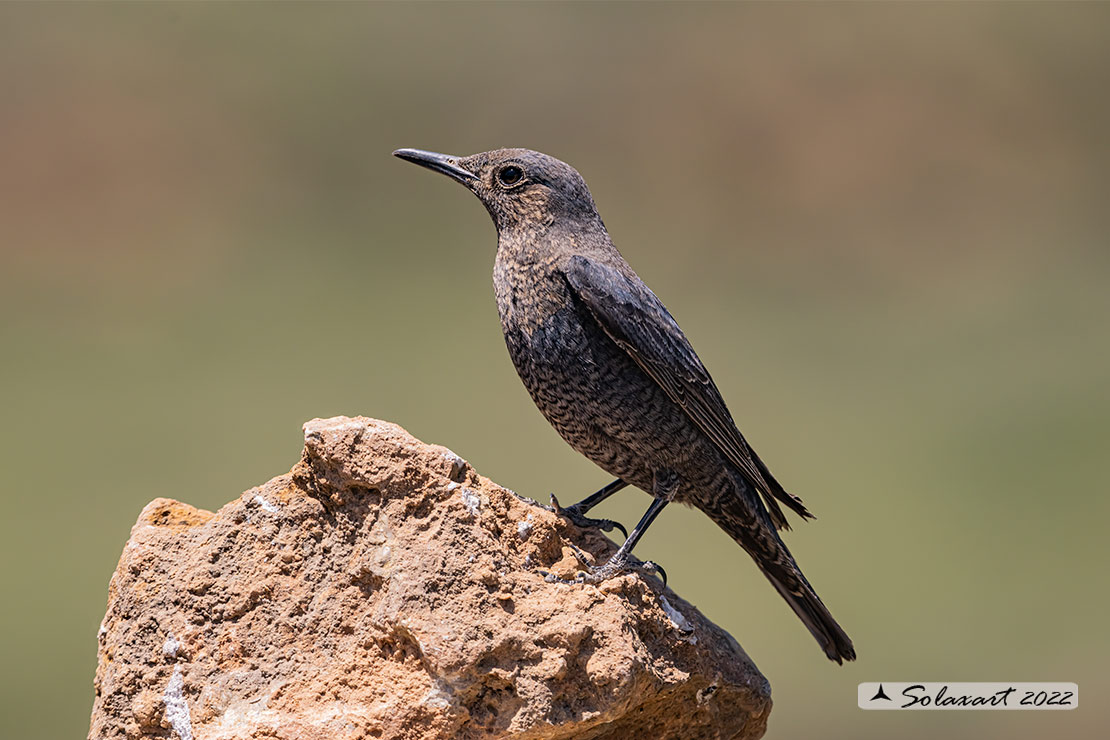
[89, 416, 770, 740]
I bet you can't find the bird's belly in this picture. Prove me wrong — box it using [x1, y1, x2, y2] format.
[504, 305, 703, 489]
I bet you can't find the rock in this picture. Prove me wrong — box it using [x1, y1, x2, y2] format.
[89, 416, 771, 740]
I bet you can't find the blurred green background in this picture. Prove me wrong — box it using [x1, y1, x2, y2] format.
[2, 3, 1107, 739]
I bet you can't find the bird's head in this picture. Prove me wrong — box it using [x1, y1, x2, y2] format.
[393, 148, 602, 233]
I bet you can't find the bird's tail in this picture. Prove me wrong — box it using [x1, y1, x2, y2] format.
[707, 488, 856, 664]
[761, 558, 856, 664]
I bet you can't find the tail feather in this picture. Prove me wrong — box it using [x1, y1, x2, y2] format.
[707, 482, 855, 663]
[763, 565, 856, 664]
[750, 447, 816, 528]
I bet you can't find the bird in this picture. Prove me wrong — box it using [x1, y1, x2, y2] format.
[393, 147, 856, 663]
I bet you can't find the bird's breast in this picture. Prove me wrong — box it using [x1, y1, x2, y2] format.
[493, 256, 567, 337]
[492, 251, 695, 479]
[493, 258, 599, 380]
[500, 293, 647, 429]
[503, 303, 614, 429]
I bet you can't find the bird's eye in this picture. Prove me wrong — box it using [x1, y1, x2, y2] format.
[497, 165, 524, 187]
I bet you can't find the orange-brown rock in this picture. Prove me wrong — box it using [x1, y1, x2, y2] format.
[89, 416, 770, 740]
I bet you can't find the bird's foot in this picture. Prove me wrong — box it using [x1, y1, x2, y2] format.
[549, 494, 628, 539]
[540, 544, 667, 587]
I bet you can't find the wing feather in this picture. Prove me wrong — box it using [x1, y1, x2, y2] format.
[563, 255, 813, 528]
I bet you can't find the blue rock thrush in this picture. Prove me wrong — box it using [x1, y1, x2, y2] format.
[394, 147, 855, 663]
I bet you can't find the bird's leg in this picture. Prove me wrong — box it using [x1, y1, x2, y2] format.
[551, 470, 677, 586]
[565, 495, 669, 584]
[550, 479, 629, 538]
[556, 478, 628, 516]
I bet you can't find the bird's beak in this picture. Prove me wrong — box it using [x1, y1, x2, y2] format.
[393, 148, 478, 184]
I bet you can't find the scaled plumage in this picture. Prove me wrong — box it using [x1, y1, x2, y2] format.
[394, 147, 855, 663]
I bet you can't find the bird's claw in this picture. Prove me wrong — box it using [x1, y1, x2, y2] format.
[639, 560, 668, 588]
[540, 549, 667, 587]
[549, 494, 629, 539]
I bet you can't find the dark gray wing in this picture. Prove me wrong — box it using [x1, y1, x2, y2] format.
[563, 255, 813, 529]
